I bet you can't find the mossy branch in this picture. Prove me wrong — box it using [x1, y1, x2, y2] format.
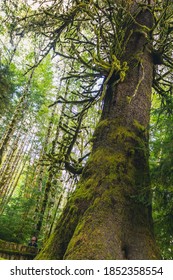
[100, 55, 129, 101]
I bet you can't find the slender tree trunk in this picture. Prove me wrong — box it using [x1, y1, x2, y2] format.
[35, 82, 71, 235]
[0, 158, 26, 214]
[35, 114, 64, 233]
[36, 8, 160, 260]
[47, 194, 63, 238]
[0, 128, 21, 178]
[0, 87, 30, 165]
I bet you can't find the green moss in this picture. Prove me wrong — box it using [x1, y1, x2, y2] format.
[91, 148, 125, 166]
[94, 122, 149, 191]
[133, 119, 145, 132]
[75, 122, 148, 205]
[108, 125, 141, 143]
[94, 118, 147, 150]
[64, 185, 125, 259]
[35, 232, 56, 260]
[36, 118, 151, 260]
[93, 119, 110, 138]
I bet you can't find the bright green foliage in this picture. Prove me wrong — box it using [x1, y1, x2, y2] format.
[0, 196, 36, 244]
[150, 94, 173, 259]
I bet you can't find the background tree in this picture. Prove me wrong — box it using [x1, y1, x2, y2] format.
[0, 2, 99, 246]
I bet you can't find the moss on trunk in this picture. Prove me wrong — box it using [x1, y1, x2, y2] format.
[36, 7, 161, 260]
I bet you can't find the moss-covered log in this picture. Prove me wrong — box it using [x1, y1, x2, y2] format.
[36, 7, 160, 260]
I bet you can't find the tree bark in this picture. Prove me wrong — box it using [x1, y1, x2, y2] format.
[36, 8, 160, 260]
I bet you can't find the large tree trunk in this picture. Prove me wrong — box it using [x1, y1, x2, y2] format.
[36, 8, 160, 260]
